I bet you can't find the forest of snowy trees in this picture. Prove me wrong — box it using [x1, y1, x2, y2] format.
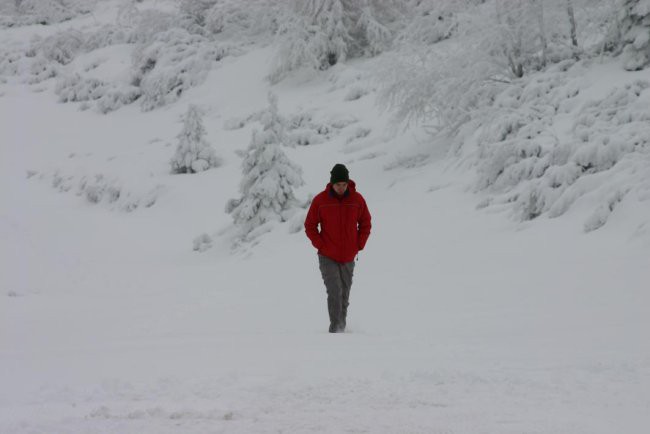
[2, 0, 646, 112]
[1, 0, 649, 235]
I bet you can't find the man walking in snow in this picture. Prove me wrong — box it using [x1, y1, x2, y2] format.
[304, 164, 372, 333]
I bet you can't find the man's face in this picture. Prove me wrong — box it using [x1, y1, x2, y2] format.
[333, 182, 348, 196]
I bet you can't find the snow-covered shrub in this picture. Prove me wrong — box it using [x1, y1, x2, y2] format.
[13, 26, 131, 86]
[55, 74, 141, 113]
[284, 109, 359, 145]
[466, 72, 650, 231]
[83, 25, 130, 52]
[171, 105, 221, 174]
[40, 170, 162, 211]
[284, 110, 355, 145]
[226, 93, 304, 238]
[583, 189, 628, 232]
[41, 170, 147, 210]
[12, 30, 84, 84]
[55, 74, 105, 102]
[27, 54, 59, 84]
[95, 84, 142, 114]
[133, 29, 230, 111]
[0, 42, 31, 78]
[35, 30, 84, 65]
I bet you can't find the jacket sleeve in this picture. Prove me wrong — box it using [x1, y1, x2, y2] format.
[304, 197, 323, 250]
[357, 197, 372, 250]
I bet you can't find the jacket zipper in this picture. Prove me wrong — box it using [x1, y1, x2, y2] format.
[339, 196, 345, 261]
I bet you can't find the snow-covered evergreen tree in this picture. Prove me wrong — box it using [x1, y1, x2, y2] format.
[171, 105, 220, 174]
[226, 93, 304, 237]
[616, 0, 650, 70]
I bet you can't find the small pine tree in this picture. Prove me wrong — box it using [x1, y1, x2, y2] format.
[226, 93, 304, 236]
[171, 105, 220, 174]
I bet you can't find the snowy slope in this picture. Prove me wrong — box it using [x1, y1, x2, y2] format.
[2, 4, 650, 434]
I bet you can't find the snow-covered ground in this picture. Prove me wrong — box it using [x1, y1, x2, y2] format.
[2, 5, 650, 434]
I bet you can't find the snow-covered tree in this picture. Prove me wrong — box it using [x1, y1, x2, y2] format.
[475, 0, 615, 78]
[270, 0, 406, 82]
[171, 105, 221, 174]
[380, 0, 618, 129]
[615, 0, 650, 70]
[485, 0, 549, 78]
[226, 93, 304, 236]
[297, 0, 350, 68]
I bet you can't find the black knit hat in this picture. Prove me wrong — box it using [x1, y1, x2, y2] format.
[330, 164, 349, 184]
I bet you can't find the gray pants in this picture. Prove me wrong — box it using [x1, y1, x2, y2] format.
[318, 254, 355, 332]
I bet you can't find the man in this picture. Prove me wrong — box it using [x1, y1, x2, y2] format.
[304, 164, 372, 333]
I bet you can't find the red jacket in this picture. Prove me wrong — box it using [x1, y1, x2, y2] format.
[304, 180, 372, 263]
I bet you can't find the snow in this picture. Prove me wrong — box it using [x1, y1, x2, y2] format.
[2, 2, 650, 433]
